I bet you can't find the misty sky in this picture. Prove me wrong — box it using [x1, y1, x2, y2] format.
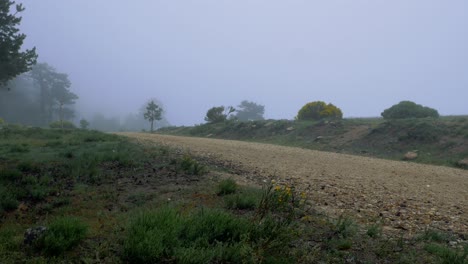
[18, 0, 468, 125]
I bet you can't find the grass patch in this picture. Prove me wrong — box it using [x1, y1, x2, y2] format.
[35, 216, 88, 256]
[216, 178, 238, 195]
[424, 243, 468, 264]
[123, 206, 295, 263]
[178, 155, 207, 175]
[224, 188, 262, 210]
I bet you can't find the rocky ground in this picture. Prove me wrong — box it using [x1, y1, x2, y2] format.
[119, 133, 468, 240]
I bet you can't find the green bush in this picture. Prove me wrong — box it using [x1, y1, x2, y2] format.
[36, 216, 88, 256]
[296, 101, 343, 121]
[216, 178, 238, 195]
[49, 121, 76, 129]
[381, 101, 439, 119]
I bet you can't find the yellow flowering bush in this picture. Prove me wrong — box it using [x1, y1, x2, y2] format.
[257, 180, 308, 221]
[296, 101, 343, 121]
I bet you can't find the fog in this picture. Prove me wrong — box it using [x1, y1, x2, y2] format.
[15, 0, 468, 125]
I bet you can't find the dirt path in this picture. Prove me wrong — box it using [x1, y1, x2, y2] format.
[119, 133, 468, 236]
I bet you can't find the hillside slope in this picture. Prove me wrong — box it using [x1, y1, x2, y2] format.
[120, 133, 468, 236]
[159, 117, 468, 168]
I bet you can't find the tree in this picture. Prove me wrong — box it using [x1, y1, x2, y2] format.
[381, 101, 439, 119]
[204, 106, 235, 123]
[0, 0, 37, 86]
[79, 119, 89, 129]
[143, 100, 163, 132]
[296, 101, 343, 121]
[235, 100, 265, 121]
[30, 63, 78, 125]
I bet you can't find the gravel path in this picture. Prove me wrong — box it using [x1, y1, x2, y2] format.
[119, 133, 468, 235]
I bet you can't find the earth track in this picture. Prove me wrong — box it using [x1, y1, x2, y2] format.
[119, 133, 468, 236]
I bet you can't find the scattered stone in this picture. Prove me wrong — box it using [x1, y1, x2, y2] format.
[403, 151, 418, 160]
[286, 127, 295, 131]
[24, 226, 47, 246]
[206, 134, 213, 137]
[315, 136, 324, 141]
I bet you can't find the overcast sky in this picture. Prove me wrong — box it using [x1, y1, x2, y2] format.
[18, 0, 468, 125]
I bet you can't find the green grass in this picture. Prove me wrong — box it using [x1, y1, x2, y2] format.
[216, 178, 238, 195]
[177, 155, 207, 175]
[424, 243, 468, 264]
[123, 206, 295, 263]
[35, 216, 88, 256]
[224, 188, 261, 210]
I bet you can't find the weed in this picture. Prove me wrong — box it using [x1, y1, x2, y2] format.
[216, 178, 238, 195]
[35, 216, 88, 256]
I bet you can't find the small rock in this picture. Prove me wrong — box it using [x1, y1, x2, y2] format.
[286, 127, 295, 131]
[403, 151, 418, 160]
[24, 226, 47, 246]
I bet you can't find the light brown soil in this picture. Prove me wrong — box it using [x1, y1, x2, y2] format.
[119, 133, 468, 236]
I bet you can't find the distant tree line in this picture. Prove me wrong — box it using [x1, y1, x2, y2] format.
[203, 99, 440, 124]
[0, 63, 78, 127]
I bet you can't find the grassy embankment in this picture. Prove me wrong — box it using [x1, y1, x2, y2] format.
[0, 125, 466, 263]
[159, 116, 468, 169]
